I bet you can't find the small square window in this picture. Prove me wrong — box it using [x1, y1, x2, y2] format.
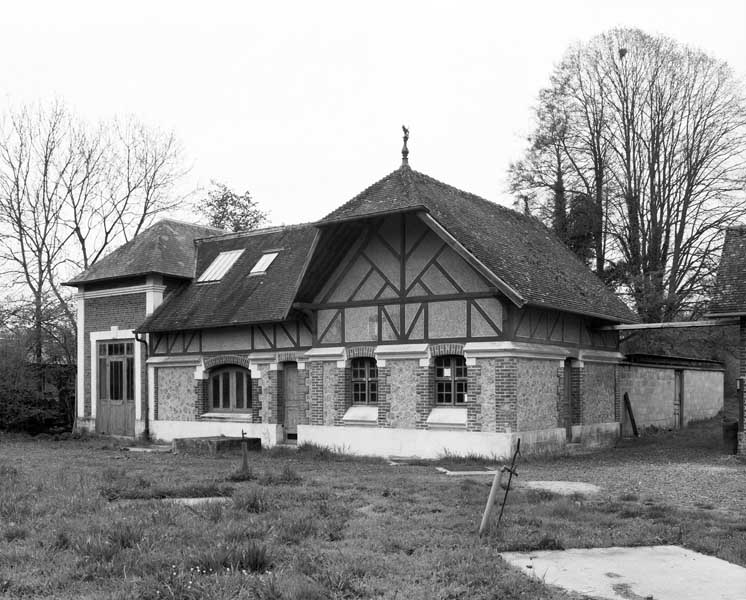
[250, 252, 279, 274]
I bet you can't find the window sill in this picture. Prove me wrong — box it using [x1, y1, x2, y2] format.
[426, 407, 467, 430]
[342, 405, 379, 426]
[199, 412, 253, 422]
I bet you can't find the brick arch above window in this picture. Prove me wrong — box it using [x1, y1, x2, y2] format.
[277, 351, 299, 363]
[347, 346, 377, 359]
[430, 343, 465, 358]
[203, 355, 252, 371]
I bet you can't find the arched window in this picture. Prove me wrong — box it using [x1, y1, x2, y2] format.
[208, 366, 251, 412]
[351, 357, 377, 404]
[434, 355, 467, 405]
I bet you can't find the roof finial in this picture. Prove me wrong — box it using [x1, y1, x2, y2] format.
[401, 125, 409, 166]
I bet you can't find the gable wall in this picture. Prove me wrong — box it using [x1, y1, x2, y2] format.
[313, 213, 504, 345]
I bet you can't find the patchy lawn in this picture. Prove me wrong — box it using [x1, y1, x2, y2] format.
[0, 420, 744, 599]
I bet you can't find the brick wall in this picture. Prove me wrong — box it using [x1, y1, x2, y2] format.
[376, 365, 391, 427]
[516, 358, 559, 431]
[83, 292, 147, 419]
[466, 362, 482, 432]
[415, 364, 434, 429]
[307, 362, 324, 425]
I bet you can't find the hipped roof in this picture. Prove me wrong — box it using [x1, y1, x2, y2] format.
[65, 219, 223, 286]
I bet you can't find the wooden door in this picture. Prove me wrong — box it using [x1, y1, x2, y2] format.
[96, 342, 136, 437]
[674, 370, 684, 429]
[281, 362, 302, 438]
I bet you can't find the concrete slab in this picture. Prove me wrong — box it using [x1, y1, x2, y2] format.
[523, 480, 601, 496]
[163, 497, 231, 506]
[123, 445, 172, 453]
[500, 545, 746, 600]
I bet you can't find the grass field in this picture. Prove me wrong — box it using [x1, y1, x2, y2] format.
[0, 420, 744, 599]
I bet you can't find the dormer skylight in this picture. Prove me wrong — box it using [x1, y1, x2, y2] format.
[250, 251, 279, 274]
[197, 249, 244, 282]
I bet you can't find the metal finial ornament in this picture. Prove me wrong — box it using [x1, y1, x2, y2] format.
[401, 125, 409, 166]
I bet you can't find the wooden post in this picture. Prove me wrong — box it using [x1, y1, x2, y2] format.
[478, 469, 502, 537]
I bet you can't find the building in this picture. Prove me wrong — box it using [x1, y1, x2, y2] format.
[65, 145, 724, 458]
[706, 225, 746, 453]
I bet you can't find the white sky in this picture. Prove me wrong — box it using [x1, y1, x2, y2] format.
[2, 0, 745, 227]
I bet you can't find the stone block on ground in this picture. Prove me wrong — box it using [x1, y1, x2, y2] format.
[172, 436, 261, 456]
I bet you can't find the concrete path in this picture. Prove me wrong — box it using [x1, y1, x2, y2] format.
[500, 545, 746, 600]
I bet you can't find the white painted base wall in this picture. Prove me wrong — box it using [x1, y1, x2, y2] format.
[298, 424, 515, 459]
[150, 420, 282, 447]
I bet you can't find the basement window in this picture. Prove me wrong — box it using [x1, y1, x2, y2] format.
[197, 249, 244, 282]
[250, 251, 279, 274]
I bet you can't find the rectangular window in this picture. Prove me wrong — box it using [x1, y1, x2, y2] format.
[435, 356, 467, 405]
[207, 367, 252, 412]
[250, 252, 279, 274]
[198, 249, 245, 282]
[351, 358, 378, 405]
[98, 341, 135, 403]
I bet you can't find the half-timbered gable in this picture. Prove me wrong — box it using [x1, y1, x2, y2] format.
[306, 213, 504, 346]
[69, 144, 715, 460]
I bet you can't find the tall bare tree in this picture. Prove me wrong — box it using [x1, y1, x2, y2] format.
[0, 102, 185, 361]
[511, 28, 746, 321]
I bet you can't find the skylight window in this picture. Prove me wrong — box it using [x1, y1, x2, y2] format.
[197, 249, 244, 282]
[250, 252, 279, 274]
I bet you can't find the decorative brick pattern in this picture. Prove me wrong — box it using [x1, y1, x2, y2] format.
[347, 346, 376, 359]
[494, 357, 517, 432]
[430, 343, 464, 358]
[203, 354, 251, 371]
[277, 351, 299, 363]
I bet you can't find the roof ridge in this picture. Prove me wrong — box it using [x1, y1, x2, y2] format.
[156, 217, 225, 232]
[195, 222, 316, 243]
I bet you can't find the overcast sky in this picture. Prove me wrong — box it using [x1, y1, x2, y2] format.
[2, 1, 745, 227]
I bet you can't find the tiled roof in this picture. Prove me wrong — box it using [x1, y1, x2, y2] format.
[65, 219, 223, 285]
[138, 225, 318, 332]
[706, 226, 746, 316]
[322, 165, 638, 323]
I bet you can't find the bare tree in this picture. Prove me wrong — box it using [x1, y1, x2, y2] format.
[511, 28, 746, 321]
[0, 102, 186, 360]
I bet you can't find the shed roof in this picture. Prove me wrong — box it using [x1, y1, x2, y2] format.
[65, 219, 223, 286]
